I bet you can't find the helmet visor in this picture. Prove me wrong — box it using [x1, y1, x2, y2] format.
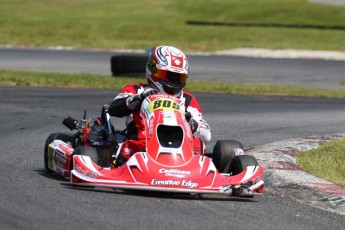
[153, 69, 188, 84]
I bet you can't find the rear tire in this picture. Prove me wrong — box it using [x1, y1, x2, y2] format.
[212, 140, 243, 173]
[44, 132, 74, 173]
[229, 155, 258, 176]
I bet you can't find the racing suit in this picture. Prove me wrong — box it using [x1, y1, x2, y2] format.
[108, 83, 211, 163]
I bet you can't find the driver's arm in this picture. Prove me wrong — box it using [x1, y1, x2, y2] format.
[187, 106, 211, 144]
[108, 85, 157, 117]
[108, 95, 132, 117]
[186, 96, 211, 144]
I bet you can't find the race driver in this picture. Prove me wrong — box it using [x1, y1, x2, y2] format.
[108, 45, 211, 166]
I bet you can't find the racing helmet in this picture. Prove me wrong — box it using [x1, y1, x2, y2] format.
[146, 45, 189, 95]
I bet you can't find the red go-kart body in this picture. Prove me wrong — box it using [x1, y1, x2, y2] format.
[48, 94, 264, 197]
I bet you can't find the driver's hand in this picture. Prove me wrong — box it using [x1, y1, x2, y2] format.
[185, 111, 198, 133]
[127, 88, 158, 111]
[189, 119, 198, 134]
[139, 88, 158, 100]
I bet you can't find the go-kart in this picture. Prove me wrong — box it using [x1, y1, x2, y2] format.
[44, 94, 264, 197]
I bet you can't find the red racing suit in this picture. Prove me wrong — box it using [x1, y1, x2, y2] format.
[108, 83, 211, 160]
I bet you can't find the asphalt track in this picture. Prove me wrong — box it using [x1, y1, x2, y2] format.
[1, 47, 345, 229]
[1, 46, 345, 89]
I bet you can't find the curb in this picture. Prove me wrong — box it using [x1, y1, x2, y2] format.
[247, 133, 345, 215]
[213, 48, 345, 61]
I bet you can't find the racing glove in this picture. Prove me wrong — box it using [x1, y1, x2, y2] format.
[126, 88, 158, 111]
[185, 111, 198, 134]
[189, 119, 199, 134]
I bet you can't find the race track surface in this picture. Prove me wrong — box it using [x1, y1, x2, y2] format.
[1, 86, 345, 230]
[1, 46, 345, 89]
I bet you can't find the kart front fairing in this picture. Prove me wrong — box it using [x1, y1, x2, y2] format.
[70, 94, 264, 195]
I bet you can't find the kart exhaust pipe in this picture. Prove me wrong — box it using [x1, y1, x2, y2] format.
[63, 116, 79, 131]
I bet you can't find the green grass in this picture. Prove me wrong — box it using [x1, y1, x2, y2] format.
[2, 69, 345, 98]
[298, 138, 345, 187]
[1, 0, 345, 51]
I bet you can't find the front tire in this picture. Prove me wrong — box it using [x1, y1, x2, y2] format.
[229, 155, 258, 176]
[212, 140, 243, 173]
[44, 132, 74, 172]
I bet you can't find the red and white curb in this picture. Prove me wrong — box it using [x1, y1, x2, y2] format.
[247, 133, 345, 215]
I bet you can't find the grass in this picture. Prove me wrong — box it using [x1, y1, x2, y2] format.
[2, 69, 345, 98]
[1, 0, 345, 51]
[298, 138, 345, 187]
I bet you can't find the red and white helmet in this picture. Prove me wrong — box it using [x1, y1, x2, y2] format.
[146, 45, 189, 95]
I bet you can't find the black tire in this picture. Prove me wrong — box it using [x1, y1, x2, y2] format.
[73, 146, 99, 166]
[212, 140, 243, 173]
[229, 155, 258, 176]
[44, 132, 74, 173]
[111, 54, 147, 76]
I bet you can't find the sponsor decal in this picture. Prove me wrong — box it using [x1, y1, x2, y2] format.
[181, 180, 198, 189]
[55, 149, 66, 157]
[151, 179, 180, 186]
[124, 148, 132, 154]
[151, 179, 198, 189]
[58, 144, 74, 155]
[159, 168, 191, 178]
[75, 164, 99, 178]
[55, 152, 67, 165]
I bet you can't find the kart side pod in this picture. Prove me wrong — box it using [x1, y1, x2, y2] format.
[47, 140, 74, 178]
